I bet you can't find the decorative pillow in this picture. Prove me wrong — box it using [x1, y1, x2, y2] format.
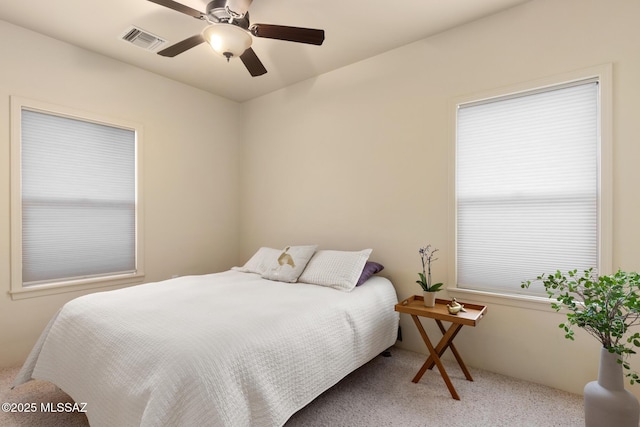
[356, 261, 385, 286]
[298, 249, 373, 292]
[261, 245, 318, 283]
[231, 247, 282, 275]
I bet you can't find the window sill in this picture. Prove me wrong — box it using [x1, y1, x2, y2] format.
[446, 287, 558, 313]
[9, 274, 145, 300]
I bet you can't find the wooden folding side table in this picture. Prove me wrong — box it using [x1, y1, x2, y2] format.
[395, 295, 487, 400]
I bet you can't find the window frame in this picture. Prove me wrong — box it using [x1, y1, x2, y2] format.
[10, 96, 145, 299]
[447, 64, 612, 309]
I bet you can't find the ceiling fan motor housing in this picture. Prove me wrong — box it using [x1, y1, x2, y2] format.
[206, 0, 251, 28]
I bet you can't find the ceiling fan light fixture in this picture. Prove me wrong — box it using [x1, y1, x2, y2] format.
[203, 24, 252, 61]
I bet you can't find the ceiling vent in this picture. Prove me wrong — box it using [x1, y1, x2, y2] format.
[120, 26, 167, 51]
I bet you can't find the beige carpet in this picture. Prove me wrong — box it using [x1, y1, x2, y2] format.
[1, 347, 584, 426]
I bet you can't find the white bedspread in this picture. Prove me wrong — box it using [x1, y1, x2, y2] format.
[14, 271, 399, 427]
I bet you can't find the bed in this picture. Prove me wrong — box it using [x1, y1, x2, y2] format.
[13, 247, 399, 427]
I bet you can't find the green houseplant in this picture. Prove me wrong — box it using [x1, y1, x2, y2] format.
[417, 245, 443, 307]
[521, 268, 640, 380]
[521, 268, 640, 426]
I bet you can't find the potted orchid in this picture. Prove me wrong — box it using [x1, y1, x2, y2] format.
[417, 245, 444, 307]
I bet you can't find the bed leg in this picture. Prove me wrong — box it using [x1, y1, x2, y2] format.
[381, 348, 392, 357]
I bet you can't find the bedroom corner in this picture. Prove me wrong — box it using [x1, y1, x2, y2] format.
[2, 0, 640, 424]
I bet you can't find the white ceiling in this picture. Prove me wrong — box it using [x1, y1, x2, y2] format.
[0, 0, 529, 102]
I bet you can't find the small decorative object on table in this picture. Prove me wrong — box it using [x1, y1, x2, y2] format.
[522, 269, 640, 427]
[416, 244, 443, 307]
[447, 298, 466, 315]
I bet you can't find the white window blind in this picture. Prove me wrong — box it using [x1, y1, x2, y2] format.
[456, 80, 599, 295]
[21, 109, 136, 285]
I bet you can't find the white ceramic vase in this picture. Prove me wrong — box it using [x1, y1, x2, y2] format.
[423, 291, 436, 308]
[584, 347, 640, 427]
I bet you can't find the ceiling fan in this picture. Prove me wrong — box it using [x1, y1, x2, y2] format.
[147, 0, 325, 77]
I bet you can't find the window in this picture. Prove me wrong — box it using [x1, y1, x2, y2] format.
[451, 66, 611, 298]
[10, 97, 144, 298]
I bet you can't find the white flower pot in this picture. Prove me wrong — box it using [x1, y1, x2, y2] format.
[423, 291, 436, 308]
[584, 347, 640, 427]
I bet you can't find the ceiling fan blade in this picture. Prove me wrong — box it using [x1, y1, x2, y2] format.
[250, 24, 325, 46]
[147, 0, 205, 19]
[240, 48, 267, 77]
[157, 34, 205, 57]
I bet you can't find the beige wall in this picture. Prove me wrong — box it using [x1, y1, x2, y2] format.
[240, 0, 640, 397]
[0, 21, 242, 367]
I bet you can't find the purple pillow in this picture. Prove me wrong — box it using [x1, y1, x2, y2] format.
[356, 261, 385, 286]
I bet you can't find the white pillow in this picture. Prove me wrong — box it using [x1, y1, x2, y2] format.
[232, 247, 282, 275]
[298, 249, 373, 291]
[261, 245, 318, 283]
